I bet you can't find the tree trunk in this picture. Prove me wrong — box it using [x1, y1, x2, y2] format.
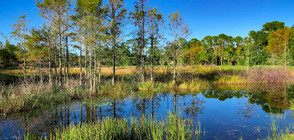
[98, 59, 101, 84]
[48, 41, 52, 85]
[39, 60, 43, 85]
[94, 48, 97, 92]
[22, 24, 27, 81]
[141, 2, 145, 83]
[89, 45, 93, 92]
[151, 37, 154, 82]
[66, 36, 69, 85]
[23, 48, 27, 80]
[173, 59, 177, 84]
[85, 44, 88, 85]
[54, 45, 58, 84]
[141, 47, 145, 83]
[59, 31, 63, 87]
[80, 46, 83, 86]
[112, 45, 116, 86]
[98, 41, 102, 84]
[63, 44, 66, 83]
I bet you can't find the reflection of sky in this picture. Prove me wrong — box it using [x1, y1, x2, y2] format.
[0, 91, 294, 140]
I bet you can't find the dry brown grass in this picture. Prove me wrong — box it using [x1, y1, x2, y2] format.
[0, 66, 182, 77]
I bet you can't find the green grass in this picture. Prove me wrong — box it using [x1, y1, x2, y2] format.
[213, 75, 248, 85]
[25, 112, 202, 140]
[265, 103, 294, 140]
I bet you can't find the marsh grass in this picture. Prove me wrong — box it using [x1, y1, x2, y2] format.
[97, 82, 138, 97]
[213, 75, 248, 85]
[0, 79, 89, 116]
[25, 112, 202, 140]
[1, 66, 293, 115]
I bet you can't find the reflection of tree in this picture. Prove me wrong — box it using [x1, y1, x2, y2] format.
[183, 96, 205, 118]
[103, 98, 126, 118]
[85, 104, 96, 122]
[174, 93, 177, 113]
[113, 99, 116, 118]
[131, 93, 163, 119]
[238, 101, 257, 118]
[202, 85, 294, 114]
[150, 93, 162, 119]
[133, 97, 149, 117]
[203, 88, 243, 101]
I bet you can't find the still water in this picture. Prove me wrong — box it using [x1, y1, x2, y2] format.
[1, 85, 294, 140]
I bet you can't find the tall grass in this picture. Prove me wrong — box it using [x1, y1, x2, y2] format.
[32, 112, 202, 140]
[266, 105, 294, 140]
[0, 79, 89, 116]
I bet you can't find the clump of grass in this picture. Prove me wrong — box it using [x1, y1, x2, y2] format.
[178, 79, 209, 91]
[214, 75, 248, 85]
[97, 82, 138, 97]
[37, 112, 201, 140]
[138, 79, 208, 93]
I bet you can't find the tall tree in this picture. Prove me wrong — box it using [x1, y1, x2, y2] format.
[201, 36, 214, 64]
[243, 37, 253, 71]
[11, 14, 29, 80]
[75, 0, 106, 92]
[37, 0, 71, 87]
[130, 0, 149, 82]
[147, 7, 164, 82]
[168, 11, 190, 84]
[266, 27, 292, 68]
[108, 0, 127, 86]
[234, 36, 243, 65]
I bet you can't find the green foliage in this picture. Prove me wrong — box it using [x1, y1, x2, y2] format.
[0, 40, 19, 68]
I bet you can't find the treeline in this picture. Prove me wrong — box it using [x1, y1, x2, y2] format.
[0, 0, 294, 90]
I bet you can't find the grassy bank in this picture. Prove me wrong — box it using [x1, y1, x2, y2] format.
[25, 112, 202, 140]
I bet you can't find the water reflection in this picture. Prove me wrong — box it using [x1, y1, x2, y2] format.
[1, 85, 294, 139]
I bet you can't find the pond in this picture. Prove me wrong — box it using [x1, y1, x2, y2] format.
[1, 85, 294, 140]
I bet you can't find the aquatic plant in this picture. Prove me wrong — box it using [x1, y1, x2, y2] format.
[37, 112, 202, 140]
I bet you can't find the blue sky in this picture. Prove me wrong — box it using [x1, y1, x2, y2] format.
[1, 0, 294, 42]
